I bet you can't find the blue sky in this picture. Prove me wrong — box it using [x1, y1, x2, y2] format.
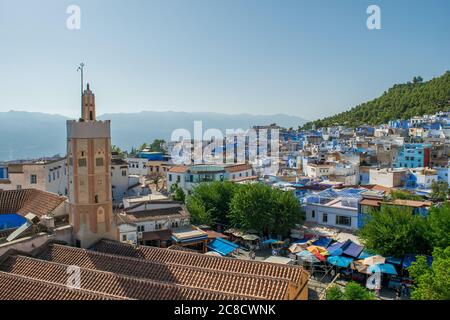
[1, 0, 449, 120]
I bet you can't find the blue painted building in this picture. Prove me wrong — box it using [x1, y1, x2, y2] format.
[393, 143, 431, 168]
[0, 165, 7, 179]
[137, 151, 164, 161]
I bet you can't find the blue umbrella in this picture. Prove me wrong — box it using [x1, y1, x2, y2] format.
[327, 255, 354, 268]
[368, 263, 398, 275]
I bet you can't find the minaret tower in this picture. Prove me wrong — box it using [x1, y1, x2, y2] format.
[67, 64, 117, 248]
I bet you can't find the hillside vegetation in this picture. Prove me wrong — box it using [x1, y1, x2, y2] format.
[304, 71, 450, 129]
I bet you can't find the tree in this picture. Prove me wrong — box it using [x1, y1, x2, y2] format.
[229, 184, 302, 236]
[138, 143, 148, 151]
[186, 181, 238, 225]
[408, 247, 450, 300]
[150, 139, 167, 153]
[413, 76, 423, 84]
[326, 285, 343, 300]
[425, 204, 450, 249]
[111, 145, 126, 157]
[186, 196, 215, 226]
[358, 205, 431, 257]
[229, 184, 275, 234]
[170, 183, 185, 202]
[430, 181, 449, 202]
[271, 189, 304, 235]
[389, 189, 423, 201]
[327, 282, 376, 300]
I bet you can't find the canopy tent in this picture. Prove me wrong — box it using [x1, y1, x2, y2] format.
[207, 238, 239, 256]
[307, 245, 329, 262]
[327, 255, 354, 268]
[288, 243, 307, 253]
[342, 240, 364, 258]
[224, 228, 244, 238]
[402, 254, 433, 269]
[307, 245, 329, 256]
[329, 248, 343, 256]
[363, 255, 386, 266]
[358, 250, 374, 260]
[293, 238, 309, 244]
[241, 234, 260, 241]
[386, 257, 402, 265]
[368, 263, 398, 275]
[351, 260, 369, 274]
[326, 241, 347, 255]
[262, 239, 279, 245]
[296, 250, 321, 264]
[312, 237, 333, 248]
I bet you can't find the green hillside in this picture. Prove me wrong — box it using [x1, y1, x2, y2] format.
[303, 71, 450, 129]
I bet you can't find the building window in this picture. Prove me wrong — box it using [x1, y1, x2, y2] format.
[122, 234, 127, 242]
[48, 173, 51, 182]
[169, 174, 172, 182]
[53, 172, 56, 181]
[177, 175, 181, 183]
[78, 158, 87, 167]
[137, 225, 144, 232]
[95, 195, 99, 203]
[122, 170, 126, 176]
[322, 213, 328, 223]
[189, 175, 193, 183]
[96, 158, 104, 166]
[97, 207, 105, 223]
[336, 215, 351, 227]
[30, 174, 37, 184]
[16, 185, 22, 190]
[155, 223, 162, 230]
[311, 210, 315, 218]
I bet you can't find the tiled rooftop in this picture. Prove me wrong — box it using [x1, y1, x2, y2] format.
[0, 189, 67, 217]
[0, 239, 308, 300]
[0, 270, 116, 300]
[0, 255, 249, 300]
[37, 244, 290, 299]
[92, 239, 308, 287]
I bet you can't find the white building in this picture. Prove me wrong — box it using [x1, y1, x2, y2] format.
[111, 157, 130, 204]
[167, 163, 254, 193]
[435, 166, 450, 184]
[303, 188, 366, 230]
[369, 168, 408, 188]
[126, 157, 148, 176]
[0, 157, 68, 195]
[408, 168, 438, 189]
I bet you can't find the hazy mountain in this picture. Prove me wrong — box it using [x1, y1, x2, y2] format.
[0, 110, 306, 161]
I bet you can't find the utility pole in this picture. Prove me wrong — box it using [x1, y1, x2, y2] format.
[77, 63, 85, 116]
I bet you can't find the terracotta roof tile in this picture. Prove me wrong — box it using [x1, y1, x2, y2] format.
[0, 189, 66, 217]
[92, 239, 308, 290]
[0, 271, 116, 300]
[37, 244, 293, 299]
[0, 255, 249, 300]
[168, 166, 188, 173]
[225, 164, 253, 173]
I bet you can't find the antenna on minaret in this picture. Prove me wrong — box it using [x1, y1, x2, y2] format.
[77, 63, 85, 116]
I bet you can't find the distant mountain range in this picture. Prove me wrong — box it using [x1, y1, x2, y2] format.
[0, 110, 307, 161]
[303, 71, 450, 129]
